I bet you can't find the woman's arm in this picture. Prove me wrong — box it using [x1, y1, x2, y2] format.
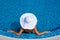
[33, 27, 50, 36]
[8, 28, 23, 36]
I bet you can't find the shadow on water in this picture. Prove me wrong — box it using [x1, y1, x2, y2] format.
[10, 21, 21, 32]
[50, 25, 60, 31]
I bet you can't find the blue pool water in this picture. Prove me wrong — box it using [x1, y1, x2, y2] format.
[0, 0, 60, 38]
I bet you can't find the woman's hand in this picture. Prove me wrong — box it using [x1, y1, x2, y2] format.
[7, 30, 14, 32]
[42, 31, 50, 34]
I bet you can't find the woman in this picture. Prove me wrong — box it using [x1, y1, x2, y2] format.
[8, 13, 50, 36]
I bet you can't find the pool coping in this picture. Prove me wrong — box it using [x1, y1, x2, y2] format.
[0, 35, 60, 40]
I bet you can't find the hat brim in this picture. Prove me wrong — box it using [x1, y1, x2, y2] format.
[20, 13, 37, 29]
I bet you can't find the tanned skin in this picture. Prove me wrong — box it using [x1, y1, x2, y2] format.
[8, 27, 50, 36]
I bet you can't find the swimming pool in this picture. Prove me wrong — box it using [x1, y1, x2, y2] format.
[0, 0, 60, 39]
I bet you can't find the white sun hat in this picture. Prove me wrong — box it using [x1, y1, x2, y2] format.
[20, 13, 37, 29]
